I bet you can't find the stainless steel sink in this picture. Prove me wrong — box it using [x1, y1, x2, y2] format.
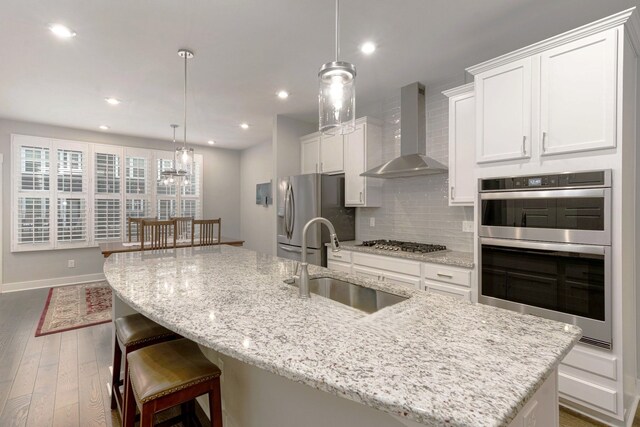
[287, 276, 408, 313]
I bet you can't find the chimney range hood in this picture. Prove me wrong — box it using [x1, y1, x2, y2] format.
[360, 82, 447, 179]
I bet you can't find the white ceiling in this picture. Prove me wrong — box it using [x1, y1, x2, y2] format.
[0, 0, 637, 149]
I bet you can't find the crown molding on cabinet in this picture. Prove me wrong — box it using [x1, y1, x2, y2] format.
[467, 7, 639, 75]
[442, 82, 475, 98]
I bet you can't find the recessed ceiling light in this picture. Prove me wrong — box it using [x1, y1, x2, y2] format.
[49, 24, 77, 39]
[277, 90, 289, 99]
[208, 140, 215, 145]
[240, 123, 249, 130]
[105, 97, 121, 105]
[360, 41, 376, 55]
[99, 125, 110, 130]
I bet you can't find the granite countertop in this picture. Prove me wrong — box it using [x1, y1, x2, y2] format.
[332, 241, 475, 269]
[104, 245, 580, 427]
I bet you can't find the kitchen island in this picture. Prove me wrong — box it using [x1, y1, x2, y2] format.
[104, 245, 581, 427]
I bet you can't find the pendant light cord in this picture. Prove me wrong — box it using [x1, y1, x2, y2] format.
[183, 53, 188, 145]
[335, 0, 340, 62]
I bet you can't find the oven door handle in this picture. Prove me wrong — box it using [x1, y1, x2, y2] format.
[480, 188, 606, 200]
[480, 237, 606, 255]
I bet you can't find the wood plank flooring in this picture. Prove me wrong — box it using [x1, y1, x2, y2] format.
[0, 287, 638, 427]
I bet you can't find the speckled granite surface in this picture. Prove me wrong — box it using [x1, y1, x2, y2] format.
[334, 241, 475, 268]
[104, 245, 580, 427]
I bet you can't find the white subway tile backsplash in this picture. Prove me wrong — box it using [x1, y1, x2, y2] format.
[356, 81, 474, 253]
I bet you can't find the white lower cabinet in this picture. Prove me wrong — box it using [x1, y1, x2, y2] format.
[327, 260, 351, 274]
[423, 279, 471, 301]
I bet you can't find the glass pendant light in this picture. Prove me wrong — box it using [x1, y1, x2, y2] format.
[160, 124, 179, 185]
[175, 49, 195, 176]
[318, 0, 356, 135]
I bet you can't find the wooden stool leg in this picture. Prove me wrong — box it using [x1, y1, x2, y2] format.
[110, 335, 122, 410]
[123, 366, 137, 427]
[181, 400, 195, 426]
[140, 402, 155, 427]
[209, 378, 223, 427]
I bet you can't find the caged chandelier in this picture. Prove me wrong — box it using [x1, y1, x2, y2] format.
[318, 0, 356, 136]
[161, 48, 196, 185]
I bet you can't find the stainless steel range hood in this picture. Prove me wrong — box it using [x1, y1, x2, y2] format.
[361, 82, 447, 179]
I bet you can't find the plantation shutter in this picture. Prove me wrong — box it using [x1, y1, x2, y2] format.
[94, 146, 123, 241]
[55, 142, 88, 246]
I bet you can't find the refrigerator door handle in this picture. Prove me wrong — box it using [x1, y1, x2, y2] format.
[288, 184, 295, 239]
[283, 184, 290, 238]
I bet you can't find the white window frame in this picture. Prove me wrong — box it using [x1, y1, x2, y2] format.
[11, 134, 204, 252]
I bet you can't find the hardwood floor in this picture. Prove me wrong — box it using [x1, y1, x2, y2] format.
[0, 287, 638, 427]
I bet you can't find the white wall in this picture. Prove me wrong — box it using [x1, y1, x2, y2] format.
[0, 118, 241, 287]
[240, 141, 274, 254]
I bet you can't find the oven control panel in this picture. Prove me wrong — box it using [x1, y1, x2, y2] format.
[480, 170, 610, 191]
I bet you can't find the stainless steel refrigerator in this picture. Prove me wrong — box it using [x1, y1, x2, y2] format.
[277, 174, 355, 266]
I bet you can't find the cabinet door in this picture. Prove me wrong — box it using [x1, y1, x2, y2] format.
[353, 265, 383, 281]
[424, 280, 471, 301]
[327, 260, 352, 274]
[539, 29, 618, 156]
[344, 123, 366, 205]
[381, 271, 421, 290]
[448, 91, 475, 205]
[320, 133, 344, 173]
[301, 136, 320, 174]
[476, 58, 532, 163]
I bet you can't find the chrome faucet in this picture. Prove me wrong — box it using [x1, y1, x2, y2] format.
[298, 217, 341, 298]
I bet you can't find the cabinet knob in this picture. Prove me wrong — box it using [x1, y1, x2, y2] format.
[315, 163, 318, 173]
[359, 192, 363, 203]
[522, 136, 527, 155]
[451, 186, 455, 199]
[320, 162, 324, 172]
[542, 132, 547, 153]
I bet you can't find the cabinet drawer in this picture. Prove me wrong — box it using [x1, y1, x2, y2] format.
[423, 263, 471, 287]
[561, 345, 617, 381]
[327, 249, 351, 263]
[559, 371, 617, 413]
[423, 280, 471, 301]
[327, 260, 351, 274]
[352, 252, 421, 276]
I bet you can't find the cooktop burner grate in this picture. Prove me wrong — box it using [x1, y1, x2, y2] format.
[358, 240, 447, 254]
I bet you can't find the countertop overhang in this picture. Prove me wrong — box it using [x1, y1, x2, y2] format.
[104, 245, 580, 427]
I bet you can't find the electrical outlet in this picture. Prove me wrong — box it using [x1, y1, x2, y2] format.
[462, 221, 474, 233]
[369, 217, 375, 227]
[67, 259, 75, 268]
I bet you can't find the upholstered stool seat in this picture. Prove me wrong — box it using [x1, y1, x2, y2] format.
[124, 338, 223, 427]
[111, 314, 179, 418]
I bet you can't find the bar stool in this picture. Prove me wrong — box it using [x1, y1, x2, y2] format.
[123, 338, 223, 427]
[111, 314, 179, 418]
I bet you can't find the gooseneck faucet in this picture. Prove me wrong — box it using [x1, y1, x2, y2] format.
[298, 217, 341, 298]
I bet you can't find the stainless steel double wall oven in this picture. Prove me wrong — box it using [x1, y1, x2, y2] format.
[479, 170, 612, 349]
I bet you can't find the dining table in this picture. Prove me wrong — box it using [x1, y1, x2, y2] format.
[98, 236, 245, 258]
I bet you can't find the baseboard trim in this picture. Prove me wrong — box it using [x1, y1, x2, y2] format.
[1, 273, 106, 293]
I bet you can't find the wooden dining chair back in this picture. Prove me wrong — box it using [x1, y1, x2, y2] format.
[140, 219, 177, 250]
[192, 219, 221, 246]
[170, 216, 193, 241]
[128, 217, 156, 242]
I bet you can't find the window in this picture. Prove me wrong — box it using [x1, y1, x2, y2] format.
[11, 135, 203, 252]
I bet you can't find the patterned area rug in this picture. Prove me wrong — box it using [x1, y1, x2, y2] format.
[35, 281, 112, 337]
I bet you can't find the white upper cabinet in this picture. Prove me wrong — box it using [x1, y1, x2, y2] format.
[319, 133, 344, 173]
[443, 83, 475, 206]
[344, 123, 366, 205]
[301, 134, 320, 174]
[539, 29, 618, 156]
[301, 117, 382, 207]
[475, 58, 532, 163]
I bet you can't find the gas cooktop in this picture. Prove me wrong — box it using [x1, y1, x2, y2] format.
[358, 240, 447, 254]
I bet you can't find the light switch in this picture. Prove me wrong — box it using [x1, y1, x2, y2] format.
[369, 217, 375, 227]
[462, 221, 474, 233]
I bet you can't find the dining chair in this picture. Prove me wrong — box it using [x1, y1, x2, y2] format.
[128, 217, 157, 242]
[170, 216, 193, 241]
[191, 219, 221, 246]
[140, 219, 177, 250]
